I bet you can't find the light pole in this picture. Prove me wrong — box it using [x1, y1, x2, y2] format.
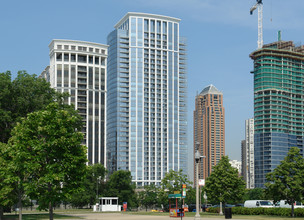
[194, 150, 205, 220]
[96, 176, 101, 201]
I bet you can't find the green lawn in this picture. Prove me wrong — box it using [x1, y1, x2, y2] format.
[3, 213, 81, 220]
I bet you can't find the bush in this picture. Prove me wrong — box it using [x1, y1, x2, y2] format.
[218, 207, 304, 217]
[207, 207, 219, 213]
[295, 208, 304, 217]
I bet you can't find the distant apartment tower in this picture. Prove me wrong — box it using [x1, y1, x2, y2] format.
[250, 40, 304, 188]
[241, 140, 246, 178]
[41, 39, 108, 165]
[229, 160, 242, 174]
[241, 119, 255, 189]
[193, 85, 225, 182]
[106, 13, 188, 186]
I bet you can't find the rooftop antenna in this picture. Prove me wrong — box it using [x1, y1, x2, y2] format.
[250, 0, 263, 49]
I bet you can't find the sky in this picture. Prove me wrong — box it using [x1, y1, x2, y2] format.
[1, 0, 304, 170]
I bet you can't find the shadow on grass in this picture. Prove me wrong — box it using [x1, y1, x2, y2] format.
[4, 213, 82, 220]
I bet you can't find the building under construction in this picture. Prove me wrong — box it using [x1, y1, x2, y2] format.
[250, 40, 304, 188]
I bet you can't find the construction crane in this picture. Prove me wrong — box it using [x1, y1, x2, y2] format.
[250, 0, 263, 49]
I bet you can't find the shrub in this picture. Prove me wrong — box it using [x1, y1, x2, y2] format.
[295, 208, 304, 217]
[207, 207, 219, 213]
[224, 207, 304, 217]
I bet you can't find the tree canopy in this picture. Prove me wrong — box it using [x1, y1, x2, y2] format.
[69, 164, 107, 208]
[157, 169, 192, 208]
[205, 156, 246, 205]
[7, 102, 87, 220]
[243, 188, 265, 201]
[0, 71, 59, 143]
[265, 147, 304, 217]
[138, 184, 158, 211]
[160, 169, 191, 194]
[105, 170, 137, 208]
[0, 142, 16, 219]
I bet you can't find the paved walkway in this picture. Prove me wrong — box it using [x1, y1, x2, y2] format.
[64, 212, 247, 220]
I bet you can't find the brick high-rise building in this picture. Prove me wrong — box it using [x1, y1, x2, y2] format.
[193, 85, 225, 183]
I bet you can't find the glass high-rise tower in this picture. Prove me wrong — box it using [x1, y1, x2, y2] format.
[107, 12, 187, 186]
[250, 40, 304, 188]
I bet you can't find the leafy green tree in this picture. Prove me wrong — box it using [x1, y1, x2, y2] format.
[184, 186, 196, 205]
[205, 156, 246, 206]
[243, 188, 265, 201]
[105, 170, 137, 208]
[161, 170, 191, 194]
[0, 72, 12, 144]
[69, 164, 107, 208]
[138, 184, 158, 211]
[158, 170, 192, 209]
[0, 143, 16, 220]
[0, 71, 58, 143]
[7, 102, 87, 220]
[265, 147, 304, 217]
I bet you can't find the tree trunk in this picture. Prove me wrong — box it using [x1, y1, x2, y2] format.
[219, 202, 223, 215]
[49, 201, 53, 220]
[18, 194, 22, 220]
[0, 206, 4, 220]
[291, 202, 294, 218]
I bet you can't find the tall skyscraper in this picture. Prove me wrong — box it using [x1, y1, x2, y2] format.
[193, 85, 225, 182]
[250, 40, 304, 188]
[41, 39, 108, 165]
[106, 12, 187, 186]
[241, 119, 255, 189]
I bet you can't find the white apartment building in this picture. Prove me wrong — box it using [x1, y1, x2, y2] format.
[229, 159, 242, 174]
[241, 119, 255, 189]
[41, 39, 108, 165]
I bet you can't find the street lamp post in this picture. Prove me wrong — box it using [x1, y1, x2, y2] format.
[96, 176, 101, 200]
[194, 150, 205, 220]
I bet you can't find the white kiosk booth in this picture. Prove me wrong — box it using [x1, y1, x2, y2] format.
[97, 197, 121, 212]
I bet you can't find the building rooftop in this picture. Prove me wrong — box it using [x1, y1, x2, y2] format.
[114, 12, 180, 29]
[250, 40, 304, 59]
[199, 84, 222, 96]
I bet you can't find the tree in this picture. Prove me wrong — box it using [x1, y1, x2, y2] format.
[158, 170, 192, 209]
[0, 143, 16, 220]
[138, 184, 158, 211]
[0, 71, 58, 143]
[7, 102, 87, 220]
[265, 147, 304, 217]
[105, 170, 137, 208]
[161, 170, 191, 194]
[0, 72, 12, 144]
[184, 186, 196, 205]
[243, 188, 265, 201]
[205, 156, 246, 207]
[69, 164, 107, 208]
